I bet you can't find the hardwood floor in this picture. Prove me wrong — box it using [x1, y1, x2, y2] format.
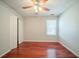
[2, 42, 77, 58]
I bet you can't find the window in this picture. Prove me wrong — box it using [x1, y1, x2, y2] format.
[46, 20, 56, 35]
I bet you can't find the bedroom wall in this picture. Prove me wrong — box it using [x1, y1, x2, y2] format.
[0, 0, 24, 57]
[24, 16, 58, 42]
[59, 1, 79, 57]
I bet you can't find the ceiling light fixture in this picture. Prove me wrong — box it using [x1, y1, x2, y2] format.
[33, 0, 48, 14]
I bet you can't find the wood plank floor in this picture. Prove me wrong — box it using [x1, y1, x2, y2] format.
[2, 42, 77, 58]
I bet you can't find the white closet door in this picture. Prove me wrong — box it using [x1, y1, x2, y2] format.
[10, 15, 17, 49]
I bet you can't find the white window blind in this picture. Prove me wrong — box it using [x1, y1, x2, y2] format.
[46, 20, 56, 35]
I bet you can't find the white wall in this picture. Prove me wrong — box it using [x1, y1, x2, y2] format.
[24, 16, 58, 42]
[0, 0, 24, 57]
[59, 1, 79, 57]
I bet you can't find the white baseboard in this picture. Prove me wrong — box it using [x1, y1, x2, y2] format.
[59, 41, 79, 57]
[19, 40, 23, 44]
[24, 40, 58, 42]
[0, 49, 11, 57]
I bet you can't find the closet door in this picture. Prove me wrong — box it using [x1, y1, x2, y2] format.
[10, 15, 17, 49]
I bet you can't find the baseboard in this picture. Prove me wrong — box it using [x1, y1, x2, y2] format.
[0, 49, 11, 57]
[24, 40, 58, 42]
[19, 40, 23, 44]
[59, 41, 79, 57]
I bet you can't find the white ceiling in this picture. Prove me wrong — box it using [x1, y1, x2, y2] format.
[2, 0, 78, 16]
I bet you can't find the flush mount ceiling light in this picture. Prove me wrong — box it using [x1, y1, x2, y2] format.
[22, 0, 50, 14]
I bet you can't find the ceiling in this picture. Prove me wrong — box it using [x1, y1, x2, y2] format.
[2, 0, 78, 17]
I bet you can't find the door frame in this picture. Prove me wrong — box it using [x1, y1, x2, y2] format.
[17, 18, 19, 48]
